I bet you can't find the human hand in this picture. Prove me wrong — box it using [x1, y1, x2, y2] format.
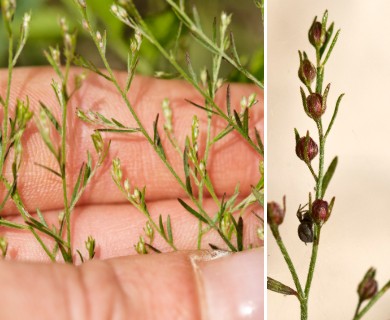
[0, 67, 263, 319]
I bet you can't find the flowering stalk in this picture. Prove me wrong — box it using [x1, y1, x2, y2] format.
[268, 11, 343, 319]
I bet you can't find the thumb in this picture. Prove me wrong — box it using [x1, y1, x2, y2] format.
[0, 248, 263, 320]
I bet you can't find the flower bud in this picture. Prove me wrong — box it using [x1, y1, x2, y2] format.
[311, 199, 329, 224]
[295, 136, 318, 162]
[298, 57, 316, 86]
[298, 221, 313, 244]
[309, 21, 325, 48]
[267, 200, 285, 226]
[307, 93, 326, 119]
[358, 268, 378, 301]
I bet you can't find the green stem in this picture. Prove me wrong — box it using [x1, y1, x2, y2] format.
[0, 34, 13, 176]
[300, 300, 308, 320]
[304, 224, 321, 297]
[270, 225, 304, 298]
[353, 300, 362, 319]
[315, 120, 325, 199]
[353, 281, 390, 320]
[165, 0, 263, 88]
[121, 4, 262, 155]
[82, 12, 238, 252]
[61, 59, 72, 262]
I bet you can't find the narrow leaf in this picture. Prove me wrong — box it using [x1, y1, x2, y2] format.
[294, 128, 300, 144]
[36, 208, 48, 227]
[321, 156, 338, 198]
[236, 217, 243, 251]
[159, 214, 167, 240]
[185, 52, 198, 83]
[325, 93, 345, 138]
[34, 163, 62, 178]
[183, 144, 193, 195]
[71, 164, 84, 207]
[167, 215, 173, 243]
[243, 108, 249, 135]
[230, 32, 241, 65]
[226, 84, 231, 116]
[185, 99, 219, 115]
[145, 243, 162, 253]
[233, 110, 242, 128]
[254, 127, 264, 154]
[40, 102, 61, 132]
[267, 277, 298, 296]
[177, 198, 209, 224]
[322, 29, 340, 66]
[252, 186, 264, 206]
[320, 22, 334, 58]
[213, 126, 234, 144]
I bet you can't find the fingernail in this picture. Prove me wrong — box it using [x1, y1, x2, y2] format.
[191, 248, 263, 320]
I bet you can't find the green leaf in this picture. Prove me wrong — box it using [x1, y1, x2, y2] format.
[267, 277, 298, 296]
[320, 22, 334, 58]
[226, 84, 231, 116]
[209, 243, 222, 250]
[322, 29, 340, 66]
[36, 208, 48, 228]
[185, 99, 219, 115]
[145, 243, 162, 253]
[39, 101, 61, 132]
[252, 186, 264, 206]
[236, 217, 243, 251]
[153, 114, 166, 159]
[34, 162, 62, 178]
[300, 87, 310, 117]
[183, 143, 193, 195]
[177, 198, 209, 224]
[230, 32, 241, 65]
[254, 127, 264, 155]
[158, 214, 167, 241]
[70, 164, 84, 207]
[294, 128, 300, 144]
[213, 126, 234, 144]
[166, 215, 173, 243]
[185, 52, 197, 83]
[242, 108, 249, 135]
[321, 156, 338, 198]
[77, 250, 85, 263]
[325, 93, 345, 138]
[233, 110, 242, 128]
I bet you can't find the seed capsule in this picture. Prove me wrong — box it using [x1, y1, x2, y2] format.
[267, 201, 285, 226]
[307, 93, 326, 119]
[295, 136, 318, 162]
[358, 268, 378, 301]
[298, 58, 316, 86]
[312, 199, 329, 224]
[309, 21, 325, 48]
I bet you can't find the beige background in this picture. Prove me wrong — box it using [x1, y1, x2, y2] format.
[268, 1, 390, 319]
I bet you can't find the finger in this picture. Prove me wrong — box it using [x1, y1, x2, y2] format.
[0, 67, 263, 214]
[0, 249, 263, 320]
[2, 198, 262, 262]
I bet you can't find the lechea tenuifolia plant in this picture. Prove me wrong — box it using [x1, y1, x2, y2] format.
[0, 0, 264, 263]
[267, 11, 390, 320]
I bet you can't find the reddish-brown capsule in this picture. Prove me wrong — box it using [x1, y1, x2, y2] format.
[312, 199, 329, 223]
[358, 268, 378, 301]
[299, 58, 316, 86]
[307, 93, 326, 119]
[267, 202, 285, 226]
[295, 136, 318, 162]
[309, 21, 325, 48]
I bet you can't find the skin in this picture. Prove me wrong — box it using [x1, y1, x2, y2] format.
[0, 67, 263, 319]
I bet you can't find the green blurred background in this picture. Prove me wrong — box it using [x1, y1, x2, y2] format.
[0, 0, 263, 83]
